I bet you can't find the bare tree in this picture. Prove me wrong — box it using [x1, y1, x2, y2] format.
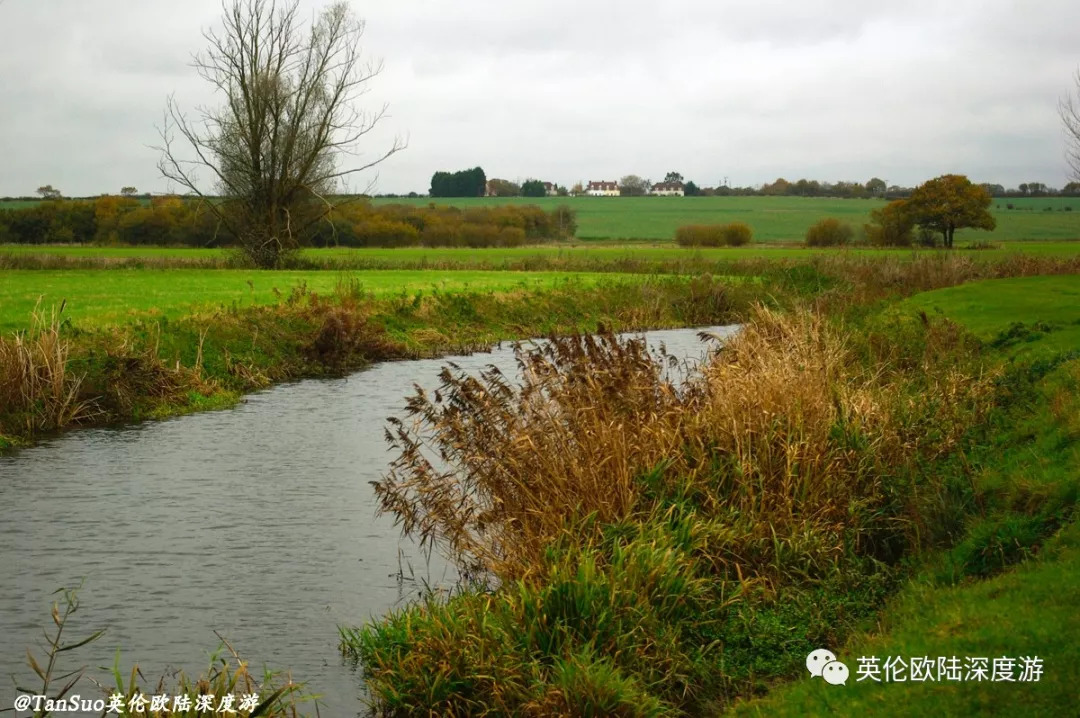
[618, 175, 650, 197]
[1062, 69, 1080, 182]
[158, 0, 404, 267]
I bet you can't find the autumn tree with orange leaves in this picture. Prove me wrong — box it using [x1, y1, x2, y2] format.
[904, 174, 995, 248]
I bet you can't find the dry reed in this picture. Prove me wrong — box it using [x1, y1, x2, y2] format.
[0, 302, 96, 433]
[374, 304, 998, 585]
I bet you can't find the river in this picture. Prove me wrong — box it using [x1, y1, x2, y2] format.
[0, 325, 737, 716]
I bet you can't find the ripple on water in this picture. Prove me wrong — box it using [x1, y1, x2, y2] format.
[0, 325, 738, 714]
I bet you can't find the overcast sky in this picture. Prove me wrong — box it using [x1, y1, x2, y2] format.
[1, 0, 1078, 196]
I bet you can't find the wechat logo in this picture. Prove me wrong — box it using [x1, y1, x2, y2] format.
[806, 648, 849, 686]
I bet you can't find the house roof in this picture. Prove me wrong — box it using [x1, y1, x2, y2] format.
[652, 182, 684, 191]
[587, 181, 618, 189]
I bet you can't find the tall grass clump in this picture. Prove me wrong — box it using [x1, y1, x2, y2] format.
[0, 303, 95, 437]
[804, 217, 855, 247]
[347, 306, 999, 714]
[675, 222, 752, 247]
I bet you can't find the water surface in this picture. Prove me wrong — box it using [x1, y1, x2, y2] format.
[0, 325, 737, 715]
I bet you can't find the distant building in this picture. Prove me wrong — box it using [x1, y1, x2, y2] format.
[586, 180, 620, 197]
[650, 181, 685, 197]
[542, 182, 557, 196]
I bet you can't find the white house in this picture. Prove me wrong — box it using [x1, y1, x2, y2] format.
[543, 181, 558, 196]
[586, 180, 620, 197]
[650, 181, 685, 197]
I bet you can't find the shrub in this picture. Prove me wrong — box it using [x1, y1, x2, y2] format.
[675, 225, 723, 247]
[459, 223, 503, 247]
[0, 199, 563, 249]
[550, 204, 578, 239]
[864, 200, 915, 247]
[675, 222, 752, 247]
[917, 227, 939, 247]
[805, 217, 854, 247]
[420, 220, 462, 247]
[719, 221, 752, 246]
[353, 219, 420, 247]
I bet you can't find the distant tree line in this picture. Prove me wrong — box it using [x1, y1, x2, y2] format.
[312, 202, 576, 248]
[696, 178, 1080, 199]
[10, 177, 1075, 205]
[0, 195, 577, 248]
[430, 167, 487, 197]
[0, 196, 221, 246]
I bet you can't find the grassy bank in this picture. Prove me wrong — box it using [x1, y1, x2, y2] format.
[340, 268, 1080, 715]
[0, 269, 665, 332]
[6, 253, 1079, 715]
[4, 241, 1080, 276]
[342, 305, 1000, 714]
[0, 275, 749, 452]
[727, 275, 1080, 716]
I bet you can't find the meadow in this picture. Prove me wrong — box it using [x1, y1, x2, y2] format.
[4, 248, 1080, 716]
[0, 269, 666, 332]
[365, 195, 1080, 242]
[4, 241, 1080, 275]
[898, 275, 1080, 357]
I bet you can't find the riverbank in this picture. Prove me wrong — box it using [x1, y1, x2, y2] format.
[726, 275, 1080, 716]
[6, 254, 1080, 716]
[6, 251, 1080, 452]
[5, 240, 1080, 273]
[0, 274, 749, 452]
[342, 270, 1080, 715]
[2, 325, 736, 718]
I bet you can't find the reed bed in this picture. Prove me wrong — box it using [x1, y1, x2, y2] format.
[350, 305, 1000, 715]
[0, 276, 744, 449]
[0, 304, 96, 435]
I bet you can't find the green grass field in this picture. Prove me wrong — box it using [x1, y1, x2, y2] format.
[0, 199, 51, 210]
[4, 195, 1078, 241]
[0, 269, 647, 332]
[365, 196, 1080, 242]
[4, 240, 1080, 268]
[729, 275, 1080, 716]
[897, 275, 1080, 355]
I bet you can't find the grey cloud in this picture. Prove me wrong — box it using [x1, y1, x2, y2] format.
[0, 0, 1078, 196]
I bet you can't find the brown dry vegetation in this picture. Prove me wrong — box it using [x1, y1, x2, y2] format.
[5, 253, 1080, 452]
[345, 253, 1080, 717]
[351, 301, 1002, 715]
[0, 304, 96, 434]
[0, 276, 746, 450]
[375, 306, 995, 584]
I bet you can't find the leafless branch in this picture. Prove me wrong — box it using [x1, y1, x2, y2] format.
[155, 0, 403, 267]
[1061, 69, 1080, 182]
